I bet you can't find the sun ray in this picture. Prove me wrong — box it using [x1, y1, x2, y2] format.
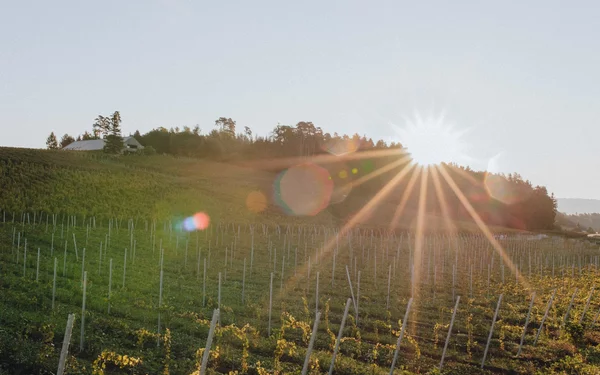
[321, 162, 416, 258]
[411, 166, 429, 298]
[430, 166, 457, 235]
[346, 155, 411, 190]
[409, 166, 429, 335]
[389, 167, 421, 230]
[239, 147, 407, 170]
[443, 163, 480, 187]
[437, 164, 530, 289]
[280, 162, 417, 297]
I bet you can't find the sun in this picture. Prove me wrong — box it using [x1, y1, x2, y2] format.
[392, 112, 468, 166]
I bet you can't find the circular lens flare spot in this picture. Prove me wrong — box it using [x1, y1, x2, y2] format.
[323, 138, 361, 156]
[246, 191, 267, 213]
[338, 170, 348, 179]
[183, 212, 210, 231]
[352, 168, 358, 174]
[484, 174, 525, 205]
[273, 163, 334, 216]
[183, 217, 196, 232]
[193, 212, 210, 230]
[361, 160, 374, 173]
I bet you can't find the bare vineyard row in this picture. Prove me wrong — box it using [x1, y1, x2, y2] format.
[1, 211, 599, 374]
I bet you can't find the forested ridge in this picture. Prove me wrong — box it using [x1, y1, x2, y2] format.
[36, 116, 559, 231]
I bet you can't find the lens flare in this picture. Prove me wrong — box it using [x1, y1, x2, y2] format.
[273, 163, 334, 216]
[484, 173, 525, 205]
[246, 190, 268, 213]
[392, 112, 469, 166]
[322, 138, 361, 156]
[182, 212, 210, 232]
[323, 161, 353, 205]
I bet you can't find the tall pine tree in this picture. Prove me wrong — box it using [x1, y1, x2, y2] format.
[103, 111, 123, 154]
[46, 132, 58, 149]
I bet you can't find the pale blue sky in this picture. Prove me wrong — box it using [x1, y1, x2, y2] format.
[1, 1, 599, 199]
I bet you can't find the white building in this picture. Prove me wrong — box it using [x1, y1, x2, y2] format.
[63, 137, 144, 152]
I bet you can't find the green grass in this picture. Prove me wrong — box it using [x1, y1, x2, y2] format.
[0, 147, 339, 226]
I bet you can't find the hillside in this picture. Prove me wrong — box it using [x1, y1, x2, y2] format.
[0, 147, 529, 234]
[4, 147, 600, 375]
[0, 147, 334, 227]
[557, 198, 600, 215]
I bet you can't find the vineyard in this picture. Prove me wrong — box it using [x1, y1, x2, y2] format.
[2, 212, 600, 374]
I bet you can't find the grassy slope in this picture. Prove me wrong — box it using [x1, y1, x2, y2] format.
[0, 147, 521, 234]
[0, 147, 337, 226]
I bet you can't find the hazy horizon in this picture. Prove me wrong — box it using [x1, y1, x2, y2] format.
[1, 1, 599, 200]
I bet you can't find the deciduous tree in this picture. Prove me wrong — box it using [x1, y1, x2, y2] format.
[59, 134, 75, 148]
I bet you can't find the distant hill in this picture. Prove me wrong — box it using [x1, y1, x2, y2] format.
[0, 147, 530, 233]
[557, 198, 600, 214]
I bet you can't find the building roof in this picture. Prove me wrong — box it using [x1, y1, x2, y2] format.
[63, 137, 143, 151]
[63, 139, 105, 150]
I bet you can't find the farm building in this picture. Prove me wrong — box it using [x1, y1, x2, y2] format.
[63, 137, 144, 152]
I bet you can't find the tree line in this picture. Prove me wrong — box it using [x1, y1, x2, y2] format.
[45, 114, 557, 231]
[558, 213, 600, 233]
[46, 111, 123, 153]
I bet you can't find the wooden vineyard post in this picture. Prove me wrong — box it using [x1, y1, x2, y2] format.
[242, 257, 246, 304]
[481, 294, 502, 369]
[250, 231, 254, 271]
[562, 288, 578, 331]
[281, 255, 285, 292]
[332, 249, 336, 287]
[357, 270, 361, 325]
[440, 296, 460, 370]
[580, 286, 595, 324]
[268, 272, 274, 336]
[517, 292, 536, 356]
[157, 267, 164, 347]
[23, 242, 26, 277]
[80, 271, 87, 352]
[534, 289, 556, 345]
[469, 264, 473, 298]
[56, 313, 75, 375]
[328, 298, 352, 375]
[345, 265, 358, 321]
[203, 258, 207, 307]
[218, 272, 222, 325]
[36, 248, 40, 282]
[389, 298, 413, 375]
[386, 265, 391, 310]
[197, 247, 201, 280]
[315, 271, 320, 317]
[301, 311, 321, 375]
[122, 249, 127, 288]
[52, 258, 58, 309]
[73, 233, 79, 261]
[307, 256, 311, 292]
[80, 247, 86, 286]
[200, 309, 220, 375]
[108, 259, 113, 314]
